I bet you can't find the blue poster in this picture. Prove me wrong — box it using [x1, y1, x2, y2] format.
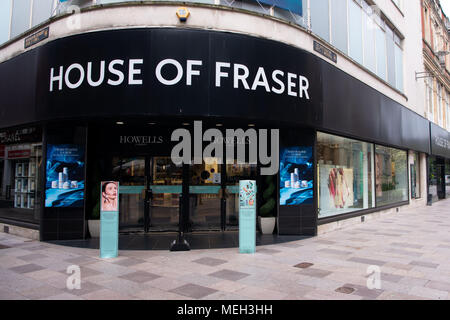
[279, 146, 313, 206]
[258, 0, 303, 16]
[45, 144, 85, 207]
[239, 180, 256, 254]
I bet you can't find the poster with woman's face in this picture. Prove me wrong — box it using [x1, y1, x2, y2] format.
[101, 181, 119, 212]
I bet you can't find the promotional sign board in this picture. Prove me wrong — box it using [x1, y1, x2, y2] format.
[239, 180, 257, 254]
[100, 181, 119, 259]
[279, 146, 313, 206]
[45, 144, 85, 207]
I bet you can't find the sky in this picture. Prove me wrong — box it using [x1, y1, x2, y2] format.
[441, 0, 450, 17]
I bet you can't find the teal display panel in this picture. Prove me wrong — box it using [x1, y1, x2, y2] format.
[100, 181, 119, 258]
[239, 180, 257, 254]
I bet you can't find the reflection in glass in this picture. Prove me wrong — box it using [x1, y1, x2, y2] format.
[375, 146, 408, 206]
[150, 157, 182, 231]
[112, 157, 145, 227]
[317, 132, 374, 219]
[225, 161, 257, 229]
[446, 159, 450, 197]
[189, 158, 221, 231]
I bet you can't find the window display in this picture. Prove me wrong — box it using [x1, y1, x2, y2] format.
[0, 140, 42, 223]
[375, 145, 408, 206]
[411, 152, 420, 199]
[317, 132, 374, 218]
[446, 159, 450, 198]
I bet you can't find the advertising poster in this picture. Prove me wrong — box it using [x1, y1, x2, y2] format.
[101, 181, 119, 212]
[279, 146, 313, 206]
[45, 144, 85, 207]
[319, 165, 354, 212]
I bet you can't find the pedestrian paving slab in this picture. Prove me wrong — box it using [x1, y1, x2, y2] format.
[1, 199, 450, 300]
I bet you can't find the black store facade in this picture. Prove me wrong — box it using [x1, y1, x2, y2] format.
[0, 28, 434, 242]
[428, 123, 450, 203]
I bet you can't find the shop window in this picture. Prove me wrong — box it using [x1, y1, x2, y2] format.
[446, 159, 450, 198]
[429, 156, 438, 203]
[0, 140, 42, 223]
[375, 145, 408, 206]
[410, 152, 421, 199]
[0, 0, 12, 44]
[317, 132, 375, 219]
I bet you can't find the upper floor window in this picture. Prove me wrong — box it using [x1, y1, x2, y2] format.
[425, 75, 433, 121]
[445, 91, 450, 130]
[437, 83, 443, 127]
[311, 0, 404, 92]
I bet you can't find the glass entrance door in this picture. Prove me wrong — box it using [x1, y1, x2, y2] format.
[148, 157, 182, 231]
[113, 157, 146, 230]
[188, 158, 222, 231]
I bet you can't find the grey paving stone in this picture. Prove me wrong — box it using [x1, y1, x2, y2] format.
[391, 242, 423, 249]
[348, 257, 387, 266]
[257, 248, 282, 254]
[319, 248, 352, 255]
[9, 263, 45, 274]
[381, 273, 403, 283]
[170, 283, 218, 299]
[388, 248, 423, 257]
[425, 280, 450, 292]
[298, 268, 332, 278]
[192, 257, 227, 267]
[209, 269, 250, 281]
[22, 245, 50, 251]
[118, 270, 161, 283]
[343, 283, 384, 299]
[19, 285, 65, 299]
[65, 256, 98, 265]
[112, 258, 147, 267]
[63, 281, 104, 296]
[410, 261, 439, 268]
[17, 253, 48, 261]
[315, 240, 336, 245]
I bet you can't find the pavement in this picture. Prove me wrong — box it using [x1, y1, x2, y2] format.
[0, 199, 449, 300]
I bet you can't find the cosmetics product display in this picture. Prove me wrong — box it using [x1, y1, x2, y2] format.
[287, 168, 303, 189]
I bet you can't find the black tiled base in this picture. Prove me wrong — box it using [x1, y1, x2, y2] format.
[47, 231, 309, 251]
